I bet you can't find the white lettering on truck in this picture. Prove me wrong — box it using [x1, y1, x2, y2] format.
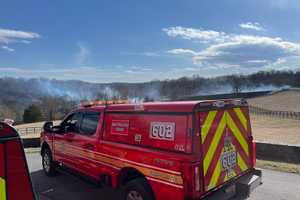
[150, 122, 175, 141]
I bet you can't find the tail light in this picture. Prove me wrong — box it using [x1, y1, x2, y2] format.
[182, 163, 202, 199]
[194, 166, 200, 192]
[252, 141, 257, 167]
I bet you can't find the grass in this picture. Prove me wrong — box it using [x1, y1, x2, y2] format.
[248, 90, 300, 112]
[250, 115, 300, 145]
[256, 159, 300, 175]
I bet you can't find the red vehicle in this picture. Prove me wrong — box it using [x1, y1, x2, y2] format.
[40, 100, 262, 200]
[0, 122, 36, 200]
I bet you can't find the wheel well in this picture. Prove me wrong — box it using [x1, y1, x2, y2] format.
[118, 167, 145, 187]
[41, 142, 50, 155]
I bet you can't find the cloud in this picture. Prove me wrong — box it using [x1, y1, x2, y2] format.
[0, 28, 40, 44]
[162, 26, 227, 43]
[194, 35, 300, 68]
[167, 48, 198, 56]
[1, 45, 15, 52]
[164, 26, 300, 70]
[74, 43, 90, 65]
[239, 22, 265, 31]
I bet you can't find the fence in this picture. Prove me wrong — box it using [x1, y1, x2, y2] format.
[16, 127, 42, 137]
[249, 105, 300, 120]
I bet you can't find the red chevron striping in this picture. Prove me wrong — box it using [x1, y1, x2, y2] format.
[202, 110, 224, 155]
[204, 131, 226, 185]
[228, 130, 250, 168]
[217, 170, 226, 185]
[228, 109, 249, 139]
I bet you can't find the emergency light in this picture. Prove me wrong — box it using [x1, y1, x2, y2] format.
[80, 100, 129, 107]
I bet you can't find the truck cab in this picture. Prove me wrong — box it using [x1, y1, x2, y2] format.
[40, 100, 262, 200]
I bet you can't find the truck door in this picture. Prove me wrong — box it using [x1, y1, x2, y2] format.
[0, 143, 6, 200]
[54, 112, 82, 168]
[68, 111, 101, 178]
[199, 104, 253, 192]
[0, 122, 36, 200]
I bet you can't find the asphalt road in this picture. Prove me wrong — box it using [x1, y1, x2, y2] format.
[26, 152, 300, 200]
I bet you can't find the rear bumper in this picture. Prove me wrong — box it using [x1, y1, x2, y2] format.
[189, 169, 262, 200]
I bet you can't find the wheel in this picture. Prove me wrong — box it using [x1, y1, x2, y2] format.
[42, 148, 57, 176]
[123, 178, 155, 200]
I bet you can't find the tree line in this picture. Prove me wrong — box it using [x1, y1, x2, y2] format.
[0, 70, 299, 124]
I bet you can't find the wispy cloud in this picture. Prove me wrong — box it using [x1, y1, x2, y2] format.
[239, 22, 265, 31]
[1, 45, 15, 52]
[74, 43, 90, 65]
[164, 26, 300, 70]
[162, 26, 227, 43]
[0, 28, 40, 44]
[167, 48, 198, 56]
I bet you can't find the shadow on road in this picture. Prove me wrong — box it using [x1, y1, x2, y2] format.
[30, 170, 123, 200]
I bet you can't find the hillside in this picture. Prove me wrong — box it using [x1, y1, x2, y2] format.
[248, 89, 300, 112]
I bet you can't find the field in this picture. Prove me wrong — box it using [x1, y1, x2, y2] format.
[248, 89, 300, 112]
[250, 115, 300, 145]
[248, 89, 300, 145]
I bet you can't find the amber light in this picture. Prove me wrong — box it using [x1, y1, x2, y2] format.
[80, 100, 129, 107]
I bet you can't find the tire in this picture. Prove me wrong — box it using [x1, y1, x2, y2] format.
[123, 178, 155, 200]
[42, 148, 57, 176]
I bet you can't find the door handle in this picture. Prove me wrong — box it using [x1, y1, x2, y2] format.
[83, 143, 95, 150]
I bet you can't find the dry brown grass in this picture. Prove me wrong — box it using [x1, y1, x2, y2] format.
[256, 159, 300, 174]
[247, 90, 300, 144]
[250, 114, 300, 145]
[248, 90, 300, 112]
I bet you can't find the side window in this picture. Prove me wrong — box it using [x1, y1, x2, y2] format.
[80, 112, 100, 136]
[63, 112, 82, 133]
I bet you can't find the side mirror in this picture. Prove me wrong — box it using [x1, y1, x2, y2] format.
[43, 121, 53, 133]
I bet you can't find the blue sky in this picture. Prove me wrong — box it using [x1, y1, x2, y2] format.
[1, 0, 300, 82]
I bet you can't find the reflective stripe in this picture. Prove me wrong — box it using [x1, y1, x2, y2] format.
[203, 113, 226, 175]
[55, 143, 183, 186]
[201, 109, 251, 191]
[237, 153, 248, 171]
[227, 114, 249, 156]
[0, 177, 6, 200]
[233, 108, 248, 131]
[201, 111, 217, 143]
[207, 159, 221, 190]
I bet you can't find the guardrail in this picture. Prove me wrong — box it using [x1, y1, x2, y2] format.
[249, 105, 300, 120]
[16, 127, 42, 137]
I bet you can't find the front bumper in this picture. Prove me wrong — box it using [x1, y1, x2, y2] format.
[198, 169, 262, 200]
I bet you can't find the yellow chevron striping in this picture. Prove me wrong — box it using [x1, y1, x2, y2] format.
[207, 160, 222, 191]
[201, 111, 217, 143]
[223, 169, 236, 182]
[234, 108, 248, 131]
[203, 113, 226, 176]
[237, 152, 248, 171]
[0, 177, 6, 200]
[226, 114, 249, 156]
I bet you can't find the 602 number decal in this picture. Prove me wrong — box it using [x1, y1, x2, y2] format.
[150, 122, 175, 141]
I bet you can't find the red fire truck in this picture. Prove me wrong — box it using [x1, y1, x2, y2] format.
[40, 100, 262, 200]
[0, 122, 36, 200]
